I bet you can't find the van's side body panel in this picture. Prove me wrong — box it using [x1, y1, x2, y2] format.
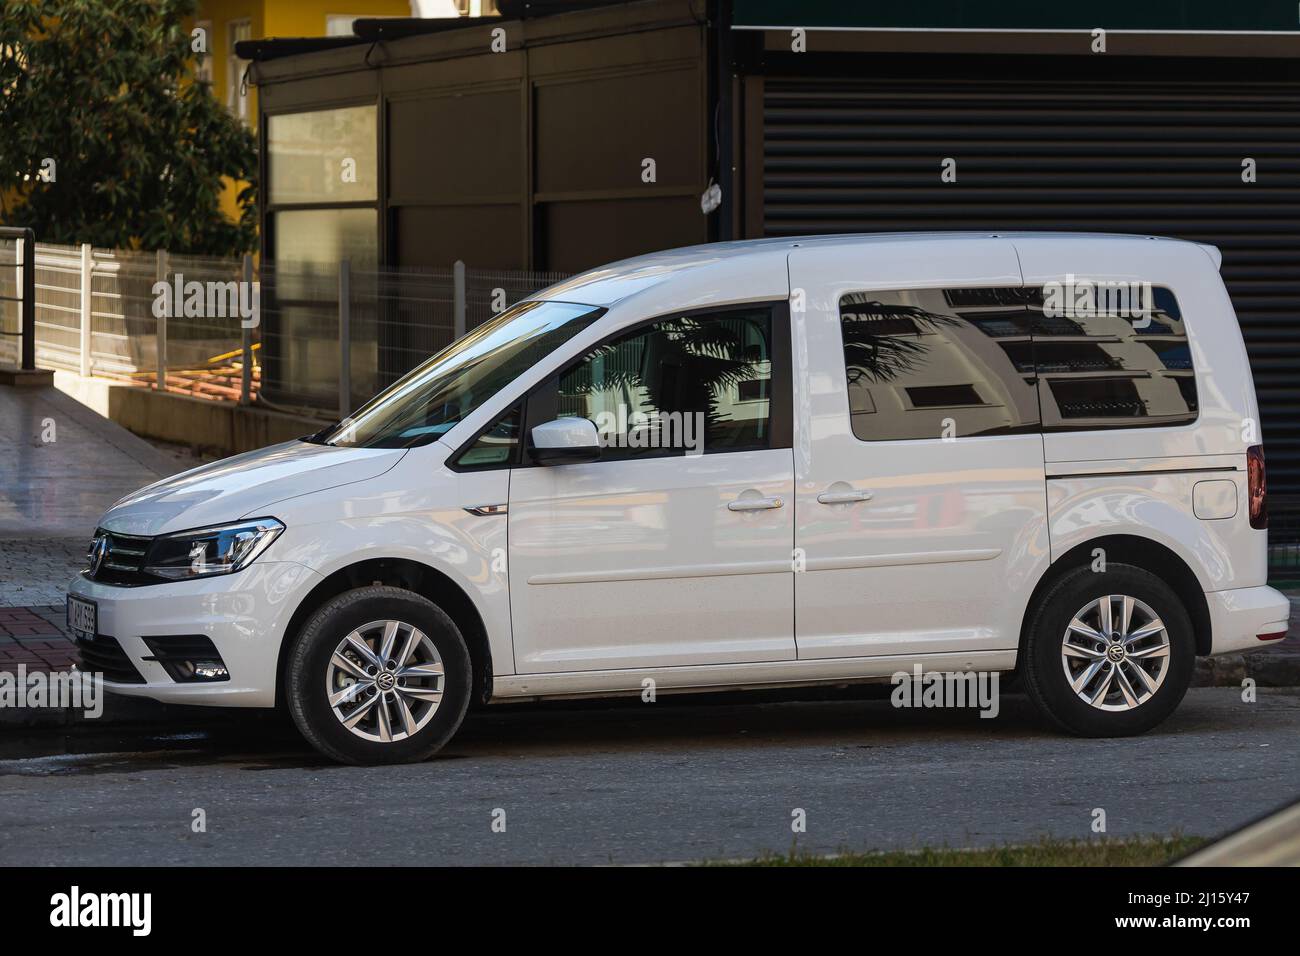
[786, 239, 1049, 660]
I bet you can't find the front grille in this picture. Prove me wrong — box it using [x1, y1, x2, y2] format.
[141, 635, 230, 682]
[74, 635, 146, 684]
[88, 530, 159, 586]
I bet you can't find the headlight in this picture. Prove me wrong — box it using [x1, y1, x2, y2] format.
[143, 518, 284, 580]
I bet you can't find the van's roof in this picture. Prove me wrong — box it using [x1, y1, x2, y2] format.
[534, 232, 1221, 308]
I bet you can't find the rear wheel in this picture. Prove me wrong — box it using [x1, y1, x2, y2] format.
[1022, 563, 1194, 737]
[286, 586, 472, 765]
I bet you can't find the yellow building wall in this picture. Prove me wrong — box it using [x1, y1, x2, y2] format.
[263, 1, 413, 39]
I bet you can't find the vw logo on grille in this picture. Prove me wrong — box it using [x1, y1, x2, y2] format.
[88, 535, 109, 575]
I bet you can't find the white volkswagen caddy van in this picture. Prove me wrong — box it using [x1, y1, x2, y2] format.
[67, 233, 1290, 764]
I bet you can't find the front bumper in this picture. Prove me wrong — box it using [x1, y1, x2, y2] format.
[1208, 585, 1292, 656]
[66, 561, 320, 707]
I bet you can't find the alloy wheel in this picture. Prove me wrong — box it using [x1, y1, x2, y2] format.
[325, 619, 445, 742]
[1060, 594, 1171, 712]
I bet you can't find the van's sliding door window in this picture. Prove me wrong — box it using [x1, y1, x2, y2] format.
[838, 287, 1040, 442]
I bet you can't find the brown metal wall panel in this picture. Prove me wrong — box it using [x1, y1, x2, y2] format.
[395, 206, 526, 270]
[541, 197, 704, 272]
[762, 75, 1300, 495]
[535, 68, 702, 194]
[389, 92, 524, 203]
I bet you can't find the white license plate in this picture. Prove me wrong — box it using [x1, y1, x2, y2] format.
[67, 596, 97, 639]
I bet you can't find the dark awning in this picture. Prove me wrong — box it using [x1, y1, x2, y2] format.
[732, 0, 1300, 32]
[235, 1, 633, 62]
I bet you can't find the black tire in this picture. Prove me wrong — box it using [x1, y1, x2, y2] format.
[286, 586, 472, 765]
[1021, 563, 1194, 737]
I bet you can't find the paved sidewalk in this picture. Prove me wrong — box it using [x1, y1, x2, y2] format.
[0, 384, 183, 607]
[0, 603, 218, 728]
[0, 539, 91, 608]
[0, 384, 179, 537]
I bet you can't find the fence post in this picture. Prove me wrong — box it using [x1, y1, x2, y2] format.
[338, 258, 351, 419]
[18, 231, 36, 371]
[79, 243, 92, 377]
[240, 253, 254, 405]
[453, 259, 466, 339]
[155, 248, 168, 392]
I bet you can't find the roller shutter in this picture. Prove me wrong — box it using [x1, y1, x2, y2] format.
[762, 75, 1300, 496]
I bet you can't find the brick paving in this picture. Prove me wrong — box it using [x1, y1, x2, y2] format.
[0, 605, 78, 673]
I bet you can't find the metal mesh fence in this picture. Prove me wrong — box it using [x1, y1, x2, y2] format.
[466, 268, 568, 332]
[158, 251, 252, 401]
[257, 260, 339, 414]
[6, 242, 569, 419]
[259, 262, 569, 414]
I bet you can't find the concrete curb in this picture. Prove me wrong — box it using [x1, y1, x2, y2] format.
[0, 366, 55, 388]
[1195, 647, 1300, 689]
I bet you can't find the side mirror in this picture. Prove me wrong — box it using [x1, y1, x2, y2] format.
[529, 417, 602, 465]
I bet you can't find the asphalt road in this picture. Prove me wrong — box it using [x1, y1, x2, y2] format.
[1, 687, 1297, 866]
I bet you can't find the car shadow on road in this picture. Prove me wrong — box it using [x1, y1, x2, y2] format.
[11, 682, 1280, 775]
[0, 686, 1059, 774]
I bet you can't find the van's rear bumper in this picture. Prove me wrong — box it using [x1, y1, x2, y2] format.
[1208, 585, 1292, 656]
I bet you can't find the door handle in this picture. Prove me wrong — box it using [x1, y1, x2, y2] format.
[727, 495, 784, 512]
[817, 489, 873, 505]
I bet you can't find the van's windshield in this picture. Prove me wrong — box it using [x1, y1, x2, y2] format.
[315, 299, 604, 449]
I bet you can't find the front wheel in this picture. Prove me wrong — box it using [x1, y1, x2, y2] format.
[1022, 563, 1195, 737]
[286, 586, 472, 765]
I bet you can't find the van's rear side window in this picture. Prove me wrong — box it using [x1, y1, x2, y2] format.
[837, 284, 1197, 441]
[1028, 285, 1197, 431]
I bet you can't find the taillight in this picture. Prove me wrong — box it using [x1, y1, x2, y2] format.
[1247, 445, 1267, 530]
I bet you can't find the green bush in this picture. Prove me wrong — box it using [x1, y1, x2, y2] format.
[0, 0, 257, 255]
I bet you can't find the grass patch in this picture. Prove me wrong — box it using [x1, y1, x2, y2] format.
[714, 835, 1206, 867]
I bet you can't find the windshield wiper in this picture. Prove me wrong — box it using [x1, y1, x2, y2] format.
[299, 424, 335, 444]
